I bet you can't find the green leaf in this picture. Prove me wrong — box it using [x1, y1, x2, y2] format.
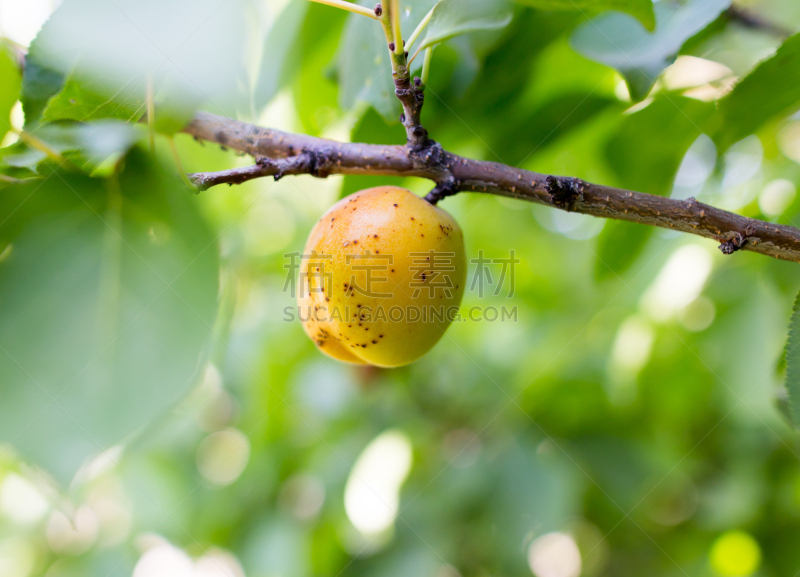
[597, 96, 713, 277]
[488, 92, 618, 167]
[24, 0, 251, 125]
[0, 149, 219, 483]
[515, 0, 655, 32]
[340, 107, 405, 197]
[595, 222, 653, 281]
[20, 20, 66, 127]
[253, 0, 310, 113]
[785, 289, 800, 429]
[293, 4, 348, 136]
[417, 0, 513, 53]
[0, 121, 143, 175]
[0, 41, 22, 139]
[605, 96, 714, 194]
[42, 75, 147, 124]
[571, 0, 731, 101]
[714, 33, 800, 150]
[339, 0, 438, 121]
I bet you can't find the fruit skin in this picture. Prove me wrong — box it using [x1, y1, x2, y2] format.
[298, 186, 466, 367]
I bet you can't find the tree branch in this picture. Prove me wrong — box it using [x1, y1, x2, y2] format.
[183, 111, 800, 264]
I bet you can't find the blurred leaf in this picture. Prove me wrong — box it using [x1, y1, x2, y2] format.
[20, 23, 66, 126]
[0, 121, 142, 175]
[36, 549, 136, 577]
[714, 33, 800, 150]
[417, 0, 513, 52]
[515, 0, 655, 31]
[340, 107, 405, 197]
[0, 149, 219, 483]
[605, 96, 713, 194]
[151, 85, 201, 135]
[488, 92, 618, 167]
[27, 0, 251, 123]
[0, 41, 21, 138]
[458, 10, 577, 118]
[595, 222, 653, 281]
[597, 96, 712, 276]
[571, 0, 731, 101]
[254, 1, 310, 113]
[338, 0, 437, 121]
[784, 289, 800, 428]
[42, 74, 146, 123]
[492, 440, 582, 570]
[293, 4, 348, 136]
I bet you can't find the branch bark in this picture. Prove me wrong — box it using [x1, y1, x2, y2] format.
[184, 112, 800, 264]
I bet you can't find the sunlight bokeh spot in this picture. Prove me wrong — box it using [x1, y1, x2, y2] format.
[759, 179, 796, 218]
[0, 474, 49, 525]
[194, 548, 246, 577]
[642, 245, 712, 322]
[527, 532, 582, 577]
[45, 505, 98, 554]
[344, 430, 413, 536]
[710, 531, 761, 577]
[133, 544, 194, 577]
[196, 429, 251, 486]
[0, 537, 36, 577]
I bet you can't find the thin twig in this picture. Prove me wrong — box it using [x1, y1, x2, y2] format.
[406, 4, 435, 52]
[306, 0, 378, 19]
[183, 111, 800, 264]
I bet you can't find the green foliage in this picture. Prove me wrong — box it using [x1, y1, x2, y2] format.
[20, 33, 65, 127]
[595, 97, 713, 276]
[605, 96, 713, 195]
[0, 150, 219, 483]
[339, 0, 512, 121]
[415, 0, 513, 54]
[26, 0, 253, 128]
[339, 0, 437, 120]
[595, 221, 653, 281]
[0, 121, 142, 175]
[254, 1, 311, 113]
[515, 0, 656, 31]
[571, 0, 731, 100]
[0, 42, 21, 140]
[3, 1, 800, 576]
[42, 76, 146, 124]
[715, 33, 800, 150]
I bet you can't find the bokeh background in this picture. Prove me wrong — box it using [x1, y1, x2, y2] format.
[2, 0, 800, 576]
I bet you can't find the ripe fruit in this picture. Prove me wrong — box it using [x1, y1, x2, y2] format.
[298, 186, 466, 367]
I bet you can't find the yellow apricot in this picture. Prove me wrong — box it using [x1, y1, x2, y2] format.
[298, 186, 466, 367]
